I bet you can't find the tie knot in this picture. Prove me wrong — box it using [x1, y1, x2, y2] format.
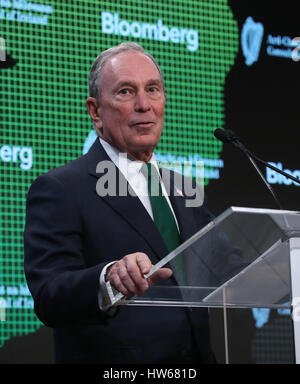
[141, 162, 161, 196]
[141, 162, 158, 180]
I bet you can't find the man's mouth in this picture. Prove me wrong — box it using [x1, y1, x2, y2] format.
[131, 121, 155, 128]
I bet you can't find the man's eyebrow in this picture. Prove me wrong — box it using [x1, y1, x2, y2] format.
[146, 79, 163, 86]
[114, 78, 163, 89]
[115, 81, 135, 89]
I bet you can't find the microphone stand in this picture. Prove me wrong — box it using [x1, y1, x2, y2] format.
[231, 139, 284, 210]
[214, 128, 300, 210]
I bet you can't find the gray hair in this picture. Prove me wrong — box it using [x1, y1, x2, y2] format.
[88, 42, 165, 100]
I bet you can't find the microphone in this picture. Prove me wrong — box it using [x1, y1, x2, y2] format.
[214, 128, 236, 144]
[214, 129, 300, 185]
[213, 128, 299, 210]
[214, 129, 247, 151]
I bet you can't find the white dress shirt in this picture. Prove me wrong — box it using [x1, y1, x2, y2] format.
[98, 137, 179, 310]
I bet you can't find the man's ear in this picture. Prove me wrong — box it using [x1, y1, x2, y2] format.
[86, 97, 103, 135]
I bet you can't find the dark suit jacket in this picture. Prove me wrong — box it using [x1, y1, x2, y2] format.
[24, 139, 216, 364]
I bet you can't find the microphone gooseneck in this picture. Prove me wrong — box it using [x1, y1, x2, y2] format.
[213, 128, 289, 210]
[214, 129, 300, 185]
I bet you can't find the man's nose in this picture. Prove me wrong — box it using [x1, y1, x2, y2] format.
[134, 91, 151, 112]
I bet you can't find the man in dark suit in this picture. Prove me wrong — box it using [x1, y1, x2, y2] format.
[24, 42, 216, 364]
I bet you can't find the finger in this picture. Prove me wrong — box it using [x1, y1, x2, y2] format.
[136, 252, 152, 275]
[124, 255, 149, 295]
[107, 260, 137, 296]
[148, 267, 173, 286]
[115, 260, 139, 296]
[107, 266, 131, 297]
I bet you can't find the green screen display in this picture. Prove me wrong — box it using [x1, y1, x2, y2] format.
[0, 0, 238, 348]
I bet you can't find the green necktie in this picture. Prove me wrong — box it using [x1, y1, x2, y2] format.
[143, 162, 185, 284]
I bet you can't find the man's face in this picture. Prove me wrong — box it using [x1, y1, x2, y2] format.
[89, 51, 166, 161]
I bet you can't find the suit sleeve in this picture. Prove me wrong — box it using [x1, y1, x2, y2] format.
[24, 173, 108, 327]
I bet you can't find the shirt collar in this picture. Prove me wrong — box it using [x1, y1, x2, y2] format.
[99, 137, 160, 180]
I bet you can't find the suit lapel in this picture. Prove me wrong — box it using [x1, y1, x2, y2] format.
[86, 139, 169, 260]
[162, 169, 200, 243]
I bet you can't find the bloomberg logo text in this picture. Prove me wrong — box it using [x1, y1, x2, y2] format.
[266, 162, 300, 186]
[101, 11, 199, 52]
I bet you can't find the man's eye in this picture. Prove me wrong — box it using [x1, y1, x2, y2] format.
[147, 86, 163, 98]
[148, 87, 158, 92]
[119, 88, 131, 95]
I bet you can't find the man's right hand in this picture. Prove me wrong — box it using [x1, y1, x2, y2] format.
[106, 252, 172, 298]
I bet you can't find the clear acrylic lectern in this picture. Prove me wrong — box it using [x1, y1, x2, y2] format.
[106, 207, 300, 364]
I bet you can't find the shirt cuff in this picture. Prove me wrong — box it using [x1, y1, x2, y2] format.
[98, 261, 117, 313]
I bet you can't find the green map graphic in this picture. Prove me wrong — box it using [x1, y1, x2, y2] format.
[0, 0, 238, 348]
